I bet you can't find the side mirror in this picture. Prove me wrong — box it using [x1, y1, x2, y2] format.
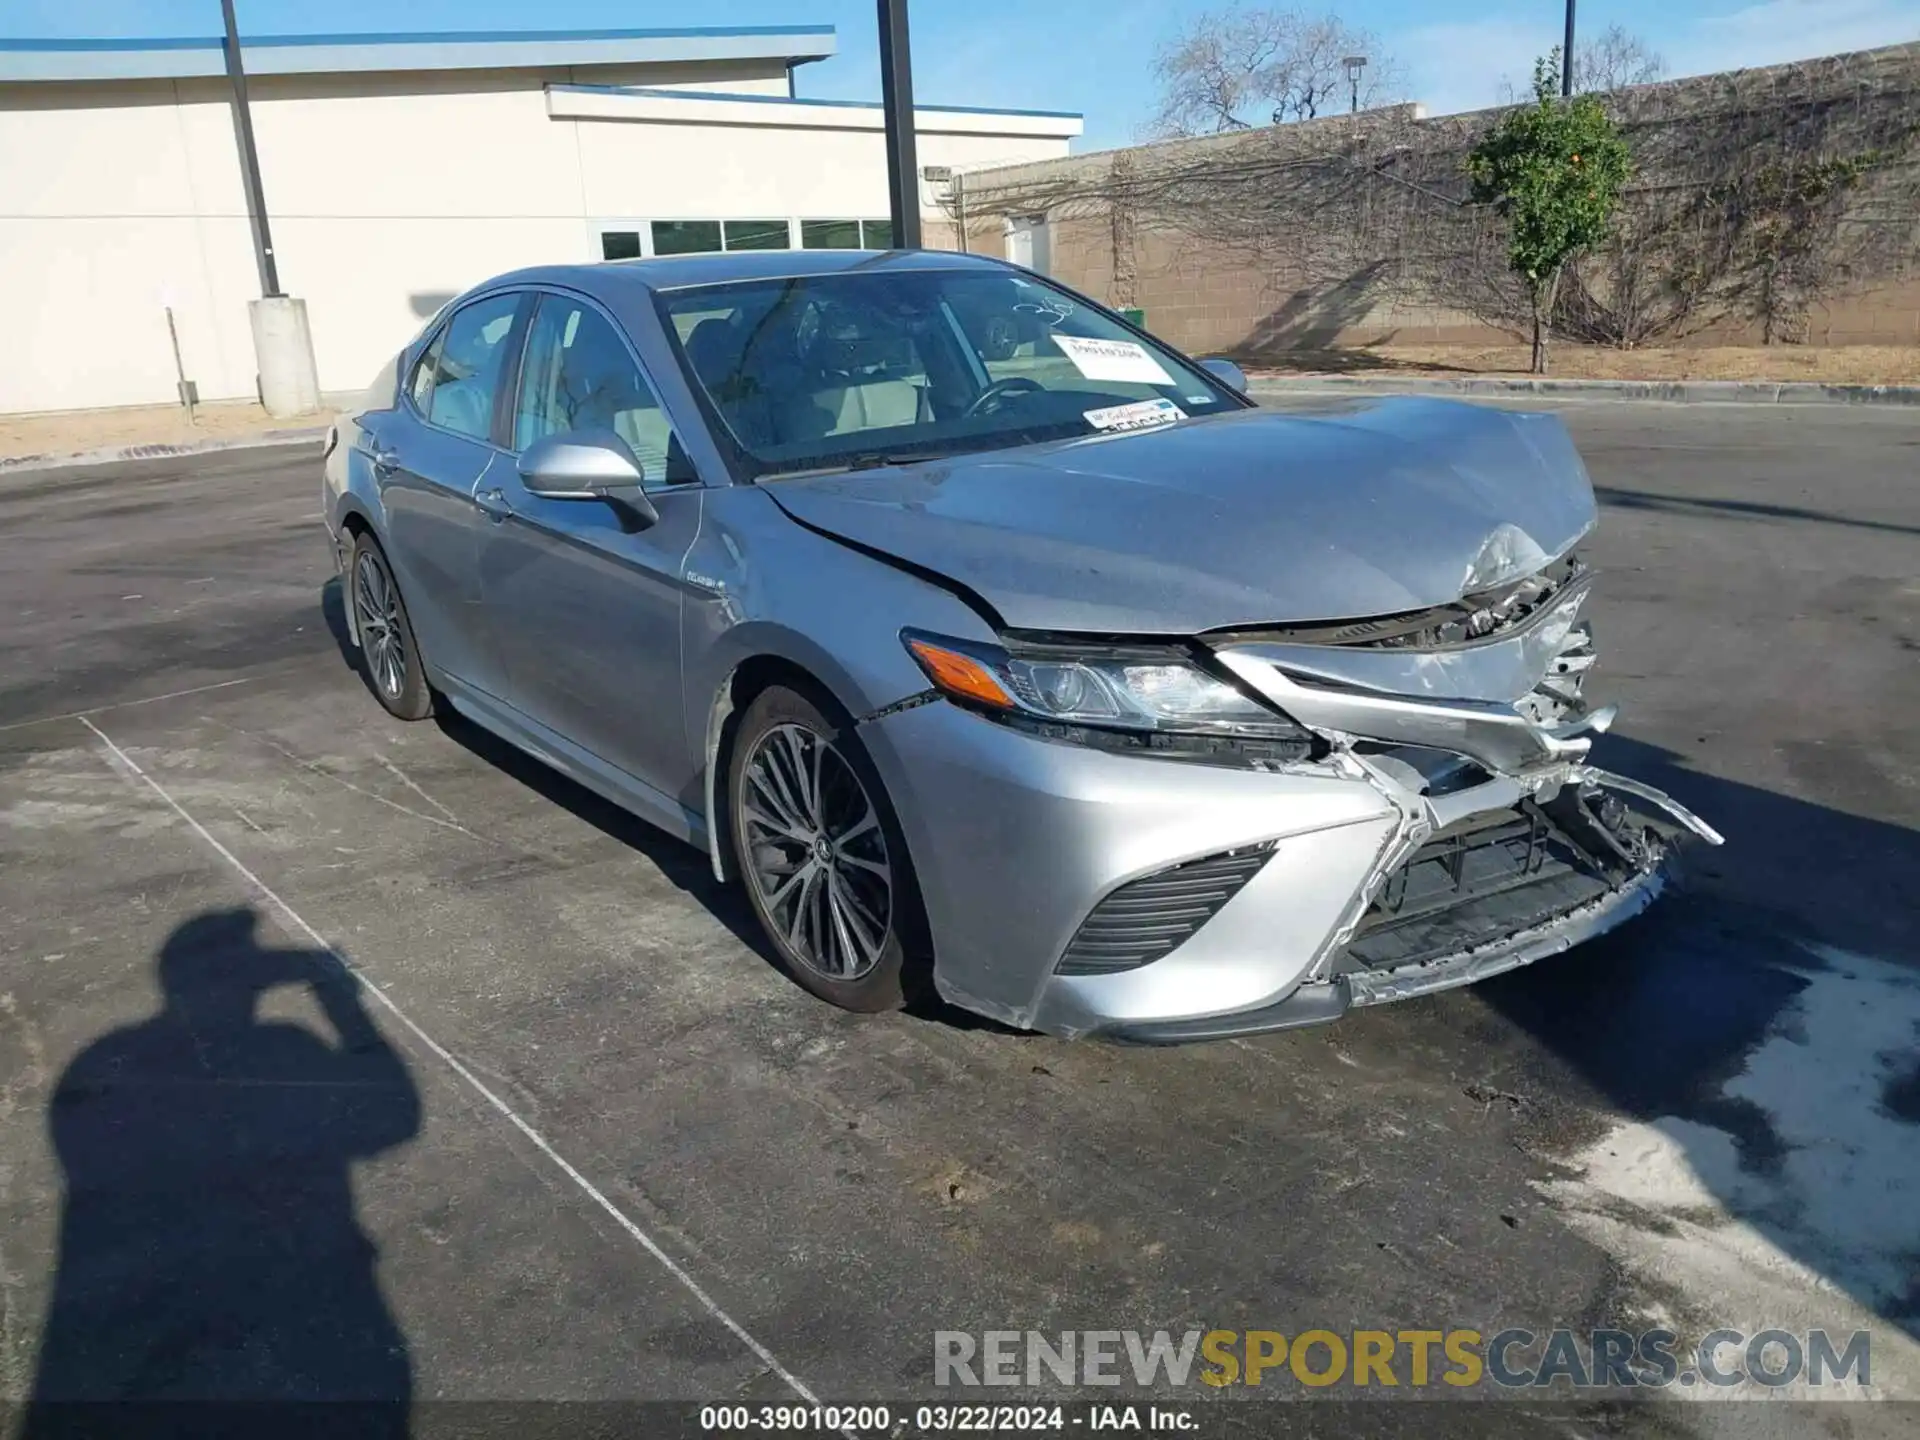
[1199, 357, 1249, 394]
[518, 428, 660, 531]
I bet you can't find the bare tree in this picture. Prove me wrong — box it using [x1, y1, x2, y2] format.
[1150, 6, 1400, 136]
[1574, 24, 1667, 93]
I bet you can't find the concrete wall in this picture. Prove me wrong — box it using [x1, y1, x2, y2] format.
[0, 64, 1077, 413]
[1040, 215, 1920, 360]
[962, 43, 1920, 359]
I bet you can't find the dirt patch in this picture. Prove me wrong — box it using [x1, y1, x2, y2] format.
[1246, 343, 1920, 384]
[0, 399, 338, 463]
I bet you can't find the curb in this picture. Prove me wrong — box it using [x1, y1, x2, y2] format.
[0, 426, 328, 476]
[1246, 376, 1920, 405]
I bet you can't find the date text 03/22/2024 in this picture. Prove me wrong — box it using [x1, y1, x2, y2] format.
[697, 1405, 1193, 1432]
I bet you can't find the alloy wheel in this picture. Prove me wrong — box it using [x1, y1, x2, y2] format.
[354, 550, 407, 701]
[740, 722, 893, 981]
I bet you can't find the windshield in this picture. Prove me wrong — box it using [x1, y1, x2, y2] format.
[657, 267, 1243, 479]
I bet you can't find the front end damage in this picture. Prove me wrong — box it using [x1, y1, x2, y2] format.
[1206, 553, 1722, 1021]
[866, 548, 1724, 1043]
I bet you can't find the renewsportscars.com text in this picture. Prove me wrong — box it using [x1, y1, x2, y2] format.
[934, 1328, 1873, 1391]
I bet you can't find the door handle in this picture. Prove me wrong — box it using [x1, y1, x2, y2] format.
[475, 487, 513, 521]
[367, 442, 400, 476]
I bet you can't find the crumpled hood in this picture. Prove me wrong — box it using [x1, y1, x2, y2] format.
[767, 396, 1599, 635]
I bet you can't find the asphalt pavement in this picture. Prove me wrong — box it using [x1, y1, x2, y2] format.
[0, 402, 1914, 1437]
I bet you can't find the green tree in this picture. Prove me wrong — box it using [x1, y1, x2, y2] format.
[1467, 52, 1632, 373]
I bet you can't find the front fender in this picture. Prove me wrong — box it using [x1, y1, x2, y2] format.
[681, 486, 997, 879]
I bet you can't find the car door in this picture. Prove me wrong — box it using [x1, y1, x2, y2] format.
[477, 289, 706, 805]
[363, 290, 526, 697]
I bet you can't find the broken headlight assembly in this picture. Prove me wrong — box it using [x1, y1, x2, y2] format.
[900, 629, 1320, 764]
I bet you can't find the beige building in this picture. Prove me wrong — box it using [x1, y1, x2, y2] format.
[0, 25, 1081, 414]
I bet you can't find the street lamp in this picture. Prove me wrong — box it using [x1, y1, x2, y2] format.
[1343, 54, 1368, 114]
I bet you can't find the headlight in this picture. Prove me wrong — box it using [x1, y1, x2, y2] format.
[901, 630, 1317, 761]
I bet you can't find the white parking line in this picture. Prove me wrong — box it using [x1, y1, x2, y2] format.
[80, 714, 846, 1426]
[0, 676, 261, 735]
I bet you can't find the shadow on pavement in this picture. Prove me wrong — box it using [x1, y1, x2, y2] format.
[323, 576, 1014, 1033]
[25, 909, 419, 1435]
[1593, 484, 1920, 539]
[1475, 732, 1920, 1338]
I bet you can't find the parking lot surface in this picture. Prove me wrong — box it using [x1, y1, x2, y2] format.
[0, 402, 1915, 1435]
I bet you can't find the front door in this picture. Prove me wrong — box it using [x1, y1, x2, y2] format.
[477, 290, 705, 806]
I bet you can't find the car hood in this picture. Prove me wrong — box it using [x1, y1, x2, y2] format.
[766, 397, 1599, 635]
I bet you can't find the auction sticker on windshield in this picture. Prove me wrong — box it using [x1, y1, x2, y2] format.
[1051, 334, 1176, 386]
[1084, 398, 1185, 432]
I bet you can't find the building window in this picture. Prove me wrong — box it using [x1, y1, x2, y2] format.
[651, 220, 724, 255]
[801, 219, 861, 250]
[799, 219, 894, 250]
[722, 219, 790, 251]
[601, 218, 894, 261]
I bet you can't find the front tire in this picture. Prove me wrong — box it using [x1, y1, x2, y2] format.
[727, 685, 930, 1013]
[349, 533, 434, 721]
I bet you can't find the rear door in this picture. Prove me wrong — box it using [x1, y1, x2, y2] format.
[477, 289, 706, 805]
[365, 290, 526, 696]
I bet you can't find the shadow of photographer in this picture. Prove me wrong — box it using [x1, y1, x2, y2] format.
[26, 908, 420, 1435]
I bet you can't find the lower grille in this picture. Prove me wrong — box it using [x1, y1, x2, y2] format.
[1341, 803, 1623, 974]
[1056, 844, 1275, 976]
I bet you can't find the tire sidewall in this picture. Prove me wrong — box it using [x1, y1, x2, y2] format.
[727, 684, 929, 1013]
[348, 533, 434, 721]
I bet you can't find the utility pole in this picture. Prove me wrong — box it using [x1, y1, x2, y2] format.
[876, 0, 921, 249]
[220, 0, 280, 297]
[1561, 0, 1576, 97]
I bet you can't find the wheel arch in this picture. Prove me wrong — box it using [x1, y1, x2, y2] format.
[701, 650, 860, 885]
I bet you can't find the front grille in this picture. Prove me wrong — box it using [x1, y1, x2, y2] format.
[1340, 804, 1621, 974]
[1056, 844, 1275, 976]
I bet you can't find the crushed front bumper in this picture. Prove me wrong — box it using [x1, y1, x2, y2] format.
[860, 698, 1715, 1041]
[858, 561, 1719, 1042]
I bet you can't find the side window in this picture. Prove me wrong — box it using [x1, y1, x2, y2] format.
[425, 293, 520, 442]
[512, 296, 694, 487]
[406, 330, 444, 413]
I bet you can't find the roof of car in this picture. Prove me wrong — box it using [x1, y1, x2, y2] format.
[483, 247, 1013, 300]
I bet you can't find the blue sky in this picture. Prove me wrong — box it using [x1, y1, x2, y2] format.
[8, 0, 1918, 149]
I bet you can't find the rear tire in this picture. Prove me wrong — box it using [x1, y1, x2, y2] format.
[348, 533, 434, 721]
[727, 684, 930, 1013]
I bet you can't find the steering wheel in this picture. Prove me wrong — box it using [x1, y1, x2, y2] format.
[964, 375, 1046, 417]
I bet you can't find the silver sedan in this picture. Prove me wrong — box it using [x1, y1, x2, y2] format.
[323, 249, 1719, 1041]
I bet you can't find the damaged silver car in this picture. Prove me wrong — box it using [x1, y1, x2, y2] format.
[323, 248, 1720, 1041]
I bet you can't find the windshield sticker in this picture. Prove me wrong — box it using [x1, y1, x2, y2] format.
[1084, 398, 1185, 432]
[1050, 334, 1176, 386]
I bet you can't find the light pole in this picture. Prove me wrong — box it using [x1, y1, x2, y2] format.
[876, 0, 922, 249]
[1561, 0, 1576, 97]
[1343, 54, 1368, 114]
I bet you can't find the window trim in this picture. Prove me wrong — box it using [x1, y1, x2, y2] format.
[504, 283, 706, 490]
[403, 324, 447, 420]
[400, 288, 530, 454]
